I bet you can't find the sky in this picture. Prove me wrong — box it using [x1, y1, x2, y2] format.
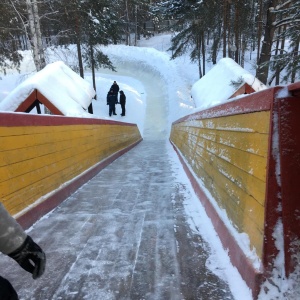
[0, 33, 297, 299]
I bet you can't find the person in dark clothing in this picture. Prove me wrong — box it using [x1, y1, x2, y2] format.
[110, 81, 119, 96]
[110, 81, 119, 105]
[119, 90, 126, 116]
[107, 89, 117, 116]
[0, 276, 18, 300]
[0, 202, 46, 299]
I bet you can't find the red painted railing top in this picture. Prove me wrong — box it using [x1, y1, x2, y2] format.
[0, 111, 136, 127]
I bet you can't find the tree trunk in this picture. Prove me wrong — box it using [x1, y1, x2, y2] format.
[90, 43, 96, 100]
[26, 0, 45, 71]
[75, 12, 84, 78]
[32, 0, 45, 69]
[256, 0, 263, 64]
[250, 0, 256, 60]
[227, 3, 232, 58]
[197, 35, 202, 78]
[26, 0, 48, 113]
[274, 20, 286, 85]
[201, 31, 206, 75]
[234, 0, 239, 63]
[268, 23, 285, 86]
[256, 0, 278, 84]
[223, 1, 227, 57]
[89, 41, 95, 114]
[134, 5, 138, 46]
[76, 40, 84, 78]
[241, 36, 246, 68]
[275, 32, 285, 85]
[291, 39, 299, 83]
[212, 37, 219, 64]
[125, 0, 131, 45]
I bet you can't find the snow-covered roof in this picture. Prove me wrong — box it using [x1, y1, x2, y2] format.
[0, 61, 95, 117]
[191, 58, 267, 110]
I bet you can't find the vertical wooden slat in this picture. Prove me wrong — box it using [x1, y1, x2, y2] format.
[278, 97, 300, 276]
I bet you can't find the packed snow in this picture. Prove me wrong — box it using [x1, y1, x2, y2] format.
[191, 57, 267, 110]
[0, 61, 95, 116]
[0, 33, 297, 299]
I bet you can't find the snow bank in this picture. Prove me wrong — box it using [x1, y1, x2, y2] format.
[0, 61, 95, 117]
[99, 44, 195, 125]
[191, 58, 267, 111]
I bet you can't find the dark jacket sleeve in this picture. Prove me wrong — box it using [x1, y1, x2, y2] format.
[0, 203, 27, 255]
[120, 94, 126, 103]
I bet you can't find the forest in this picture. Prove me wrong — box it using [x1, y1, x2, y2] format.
[0, 0, 299, 86]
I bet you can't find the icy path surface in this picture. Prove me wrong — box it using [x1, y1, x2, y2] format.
[1, 143, 234, 300]
[0, 62, 236, 300]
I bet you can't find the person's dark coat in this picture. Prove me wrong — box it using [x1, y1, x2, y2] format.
[107, 91, 115, 105]
[107, 90, 117, 116]
[119, 90, 126, 116]
[110, 81, 119, 95]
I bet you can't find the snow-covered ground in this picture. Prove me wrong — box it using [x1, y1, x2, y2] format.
[0, 33, 298, 299]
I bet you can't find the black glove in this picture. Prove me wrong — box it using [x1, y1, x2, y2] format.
[8, 235, 46, 279]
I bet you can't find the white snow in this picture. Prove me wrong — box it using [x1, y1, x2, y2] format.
[168, 144, 253, 299]
[191, 57, 267, 110]
[0, 61, 95, 117]
[276, 86, 291, 98]
[0, 33, 297, 299]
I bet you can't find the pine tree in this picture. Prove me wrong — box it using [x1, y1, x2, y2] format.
[0, 0, 23, 74]
[269, 0, 300, 83]
[152, 0, 208, 77]
[80, 0, 118, 101]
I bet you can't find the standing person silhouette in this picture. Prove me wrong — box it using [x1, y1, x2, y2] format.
[119, 90, 126, 116]
[0, 202, 46, 299]
[110, 81, 119, 104]
[107, 89, 117, 116]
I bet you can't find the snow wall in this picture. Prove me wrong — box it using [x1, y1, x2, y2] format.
[170, 82, 300, 299]
[0, 112, 142, 228]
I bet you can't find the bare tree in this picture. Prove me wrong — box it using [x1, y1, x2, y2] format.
[256, 0, 279, 84]
[256, 0, 264, 64]
[222, 0, 228, 57]
[26, 0, 46, 71]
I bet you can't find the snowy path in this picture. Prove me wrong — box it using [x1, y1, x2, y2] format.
[0, 62, 236, 299]
[0, 141, 234, 300]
